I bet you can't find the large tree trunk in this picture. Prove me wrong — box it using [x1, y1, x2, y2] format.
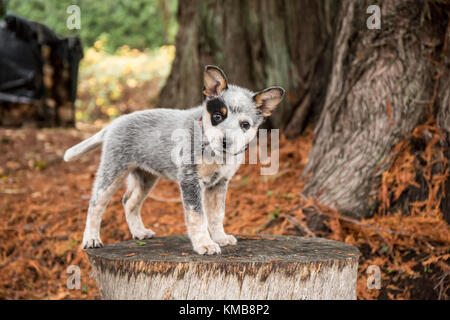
[158, 0, 336, 130]
[302, 0, 450, 219]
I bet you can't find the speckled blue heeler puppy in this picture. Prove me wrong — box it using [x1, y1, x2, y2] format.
[64, 66, 285, 255]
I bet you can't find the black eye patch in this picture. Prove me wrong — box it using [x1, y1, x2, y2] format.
[207, 98, 228, 126]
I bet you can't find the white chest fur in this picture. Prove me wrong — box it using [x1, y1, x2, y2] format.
[197, 153, 243, 187]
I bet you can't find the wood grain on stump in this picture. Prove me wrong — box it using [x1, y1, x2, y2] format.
[87, 235, 360, 300]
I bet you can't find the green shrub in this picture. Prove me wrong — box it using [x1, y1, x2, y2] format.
[6, 0, 178, 51]
[76, 42, 175, 121]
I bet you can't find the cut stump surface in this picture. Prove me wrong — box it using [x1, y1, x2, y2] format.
[87, 234, 360, 300]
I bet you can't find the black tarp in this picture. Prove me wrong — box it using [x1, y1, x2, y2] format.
[0, 14, 83, 125]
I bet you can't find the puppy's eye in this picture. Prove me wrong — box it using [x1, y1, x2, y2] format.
[212, 112, 223, 122]
[240, 121, 251, 131]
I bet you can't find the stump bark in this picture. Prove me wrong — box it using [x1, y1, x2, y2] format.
[87, 235, 360, 300]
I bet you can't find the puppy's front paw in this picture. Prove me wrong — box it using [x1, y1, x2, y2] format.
[82, 237, 103, 249]
[132, 228, 156, 240]
[212, 234, 237, 247]
[193, 240, 221, 255]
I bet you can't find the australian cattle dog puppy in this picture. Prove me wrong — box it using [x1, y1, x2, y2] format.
[64, 66, 285, 255]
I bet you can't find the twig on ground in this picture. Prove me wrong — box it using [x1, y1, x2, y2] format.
[255, 218, 278, 233]
[434, 271, 449, 300]
[295, 193, 390, 244]
[295, 193, 447, 244]
[280, 213, 316, 237]
[0, 189, 26, 194]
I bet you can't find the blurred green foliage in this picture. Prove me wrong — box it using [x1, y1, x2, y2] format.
[76, 42, 175, 121]
[0, 1, 6, 19]
[5, 0, 178, 51]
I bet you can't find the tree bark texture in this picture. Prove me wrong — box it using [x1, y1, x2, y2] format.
[87, 235, 360, 300]
[302, 0, 450, 219]
[158, 0, 336, 130]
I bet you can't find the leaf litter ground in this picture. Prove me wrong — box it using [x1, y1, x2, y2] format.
[0, 123, 448, 299]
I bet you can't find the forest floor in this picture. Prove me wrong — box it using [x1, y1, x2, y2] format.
[0, 123, 448, 300]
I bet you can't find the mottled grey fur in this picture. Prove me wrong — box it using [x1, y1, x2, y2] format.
[64, 65, 284, 255]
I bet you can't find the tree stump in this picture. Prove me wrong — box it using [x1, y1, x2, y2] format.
[87, 235, 360, 300]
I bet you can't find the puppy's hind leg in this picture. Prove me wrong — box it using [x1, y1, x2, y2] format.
[82, 166, 128, 249]
[122, 169, 158, 240]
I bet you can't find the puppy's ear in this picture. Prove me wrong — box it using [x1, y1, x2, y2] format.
[253, 87, 285, 117]
[203, 65, 228, 97]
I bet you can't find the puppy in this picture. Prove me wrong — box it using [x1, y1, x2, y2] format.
[64, 65, 284, 255]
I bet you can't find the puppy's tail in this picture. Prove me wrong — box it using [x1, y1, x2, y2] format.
[64, 129, 106, 162]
